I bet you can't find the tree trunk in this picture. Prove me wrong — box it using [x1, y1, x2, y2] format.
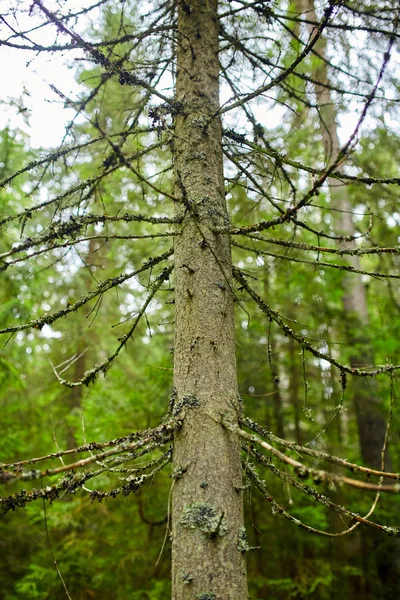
[171, 1, 248, 599]
[66, 237, 98, 451]
[288, 336, 302, 445]
[298, 1, 400, 593]
[263, 265, 285, 440]
[299, 0, 390, 471]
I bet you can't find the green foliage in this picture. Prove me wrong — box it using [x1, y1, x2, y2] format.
[1, 1, 400, 598]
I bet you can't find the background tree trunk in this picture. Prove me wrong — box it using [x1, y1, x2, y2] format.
[171, 1, 248, 598]
[299, 0, 391, 471]
[298, 1, 400, 594]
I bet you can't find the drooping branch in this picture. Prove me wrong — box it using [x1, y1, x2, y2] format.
[0, 210, 177, 265]
[31, 0, 174, 105]
[0, 232, 177, 272]
[271, 8, 400, 40]
[218, 1, 338, 115]
[233, 268, 400, 378]
[232, 241, 400, 279]
[88, 448, 172, 503]
[0, 419, 179, 485]
[241, 417, 400, 482]
[238, 428, 399, 493]
[244, 457, 399, 538]
[0, 442, 175, 516]
[0, 248, 173, 335]
[227, 25, 396, 236]
[49, 264, 173, 387]
[0, 140, 169, 229]
[235, 233, 400, 258]
[0, 419, 179, 475]
[0, 25, 174, 52]
[223, 130, 400, 187]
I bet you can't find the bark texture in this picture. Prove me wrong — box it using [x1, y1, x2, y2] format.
[171, 1, 248, 598]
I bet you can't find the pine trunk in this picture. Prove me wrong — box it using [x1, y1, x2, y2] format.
[171, 1, 248, 598]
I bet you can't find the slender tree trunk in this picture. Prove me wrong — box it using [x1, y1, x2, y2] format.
[298, 1, 400, 593]
[298, 0, 390, 469]
[263, 265, 285, 439]
[66, 237, 97, 450]
[288, 336, 302, 445]
[171, 1, 248, 598]
[66, 347, 86, 450]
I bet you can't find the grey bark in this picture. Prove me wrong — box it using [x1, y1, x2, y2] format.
[299, 0, 390, 471]
[171, 1, 248, 599]
[298, 1, 400, 593]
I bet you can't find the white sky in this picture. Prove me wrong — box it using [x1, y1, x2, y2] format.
[0, 49, 361, 151]
[0, 0, 385, 151]
[0, 0, 90, 147]
[0, 45, 79, 147]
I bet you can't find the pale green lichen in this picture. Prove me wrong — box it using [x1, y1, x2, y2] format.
[190, 151, 206, 161]
[180, 502, 229, 537]
[237, 526, 260, 553]
[182, 572, 194, 584]
[191, 116, 208, 129]
[172, 393, 201, 416]
[384, 526, 400, 537]
[237, 526, 249, 553]
[168, 387, 178, 414]
[172, 465, 187, 480]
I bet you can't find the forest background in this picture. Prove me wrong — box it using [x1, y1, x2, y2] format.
[1, 0, 400, 598]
